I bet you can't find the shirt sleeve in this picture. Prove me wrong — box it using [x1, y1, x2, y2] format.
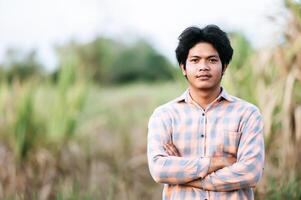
[147, 107, 211, 185]
[184, 108, 265, 191]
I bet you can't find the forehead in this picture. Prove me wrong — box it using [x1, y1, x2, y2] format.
[188, 42, 219, 57]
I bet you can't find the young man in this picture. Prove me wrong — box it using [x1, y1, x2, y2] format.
[147, 25, 265, 200]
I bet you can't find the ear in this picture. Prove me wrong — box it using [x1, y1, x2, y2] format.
[180, 64, 187, 76]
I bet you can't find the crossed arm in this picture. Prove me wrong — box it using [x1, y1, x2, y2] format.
[147, 109, 265, 192]
[164, 141, 236, 178]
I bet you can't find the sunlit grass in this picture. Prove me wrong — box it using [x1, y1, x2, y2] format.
[0, 79, 185, 199]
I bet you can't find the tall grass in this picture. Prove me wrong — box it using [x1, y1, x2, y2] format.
[0, 53, 90, 199]
[223, 0, 301, 198]
[13, 84, 39, 161]
[0, 77, 184, 199]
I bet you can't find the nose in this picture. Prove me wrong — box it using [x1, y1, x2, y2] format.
[197, 60, 209, 71]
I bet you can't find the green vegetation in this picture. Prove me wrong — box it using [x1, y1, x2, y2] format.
[0, 80, 185, 199]
[54, 37, 176, 84]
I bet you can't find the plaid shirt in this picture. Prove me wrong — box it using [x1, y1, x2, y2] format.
[147, 88, 264, 200]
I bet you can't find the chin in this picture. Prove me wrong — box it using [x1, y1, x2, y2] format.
[195, 84, 213, 89]
[192, 83, 220, 91]
[197, 87, 214, 91]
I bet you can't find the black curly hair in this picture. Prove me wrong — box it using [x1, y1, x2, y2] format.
[175, 25, 233, 70]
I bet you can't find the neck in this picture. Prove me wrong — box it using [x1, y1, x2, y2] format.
[189, 86, 221, 110]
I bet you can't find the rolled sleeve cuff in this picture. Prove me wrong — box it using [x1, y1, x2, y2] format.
[197, 157, 211, 178]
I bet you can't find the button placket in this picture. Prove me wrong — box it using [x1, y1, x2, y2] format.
[201, 112, 207, 157]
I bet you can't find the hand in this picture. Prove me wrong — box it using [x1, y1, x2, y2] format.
[208, 156, 236, 173]
[164, 142, 181, 157]
[221, 156, 236, 166]
[163, 142, 236, 173]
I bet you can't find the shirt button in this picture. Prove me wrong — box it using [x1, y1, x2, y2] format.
[202, 113, 205, 116]
[201, 134, 204, 138]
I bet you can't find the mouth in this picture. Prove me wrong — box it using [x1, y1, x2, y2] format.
[196, 74, 212, 80]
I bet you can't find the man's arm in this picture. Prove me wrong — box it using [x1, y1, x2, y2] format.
[147, 108, 211, 184]
[147, 108, 235, 185]
[164, 142, 236, 175]
[182, 109, 265, 192]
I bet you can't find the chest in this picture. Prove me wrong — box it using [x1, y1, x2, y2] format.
[170, 107, 245, 157]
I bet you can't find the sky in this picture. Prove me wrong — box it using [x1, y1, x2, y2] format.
[0, 0, 289, 70]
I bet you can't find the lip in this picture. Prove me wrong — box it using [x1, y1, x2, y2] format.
[196, 74, 212, 80]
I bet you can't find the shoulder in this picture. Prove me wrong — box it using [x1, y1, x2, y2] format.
[150, 93, 185, 119]
[221, 88, 260, 115]
[152, 98, 180, 116]
[230, 95, 262, 119]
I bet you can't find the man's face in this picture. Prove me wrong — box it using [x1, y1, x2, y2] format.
[181, 42, 225, 91]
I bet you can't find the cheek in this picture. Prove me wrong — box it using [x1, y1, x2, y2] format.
[212, 66, 223, 76]
[185, 66, 196, 75]
[183, 68, 194, 81]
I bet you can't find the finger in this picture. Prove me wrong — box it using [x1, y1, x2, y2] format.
[168, 143, 181, 156]
[166, 143, 180, 156]
[164, 144, 173, 156]
[167, 149, 175, 156]
[167, 149, 176, 156]
[164, 144, 178, 156]
[164, 144, 176, 156]
[173, 147, 181, 157]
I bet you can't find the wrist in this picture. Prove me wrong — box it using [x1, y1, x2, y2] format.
[209, 156, 226, 173]
[209, 157, 218, 173]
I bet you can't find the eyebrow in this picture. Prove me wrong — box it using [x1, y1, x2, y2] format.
[189, 55, 219, 59]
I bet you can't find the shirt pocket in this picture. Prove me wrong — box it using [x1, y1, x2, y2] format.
[222, 130, 242, 156]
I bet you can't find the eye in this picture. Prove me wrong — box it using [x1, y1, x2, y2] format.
[208, 58, 218, 64]
[190, 58, 199, 63]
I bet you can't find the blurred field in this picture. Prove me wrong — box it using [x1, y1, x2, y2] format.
[0, 80, 187, 199]
[0, 77, 301, 199]
[0, 78, 300, 199]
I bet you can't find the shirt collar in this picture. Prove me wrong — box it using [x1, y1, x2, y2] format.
[176, 87, 235, 104]
[174, 89, 189, 103]
[218, 87, 235, 102]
